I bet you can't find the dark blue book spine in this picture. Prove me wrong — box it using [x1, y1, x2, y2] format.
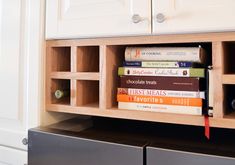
[123, 61, 142, 67]
[178, 62, 194, 67]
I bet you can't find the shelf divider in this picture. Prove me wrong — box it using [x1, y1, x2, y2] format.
[70, 46, 77, 106]
[70, 80, 77, 106]
[71, 46, 78, 72]
[46, 104, 235, 129]
[99, 45, 107, 110]
[222, 74, 235, 84]
[212, 42, 224, 118]
[50, 72, 99, 80]
[46, 47, 52, 105]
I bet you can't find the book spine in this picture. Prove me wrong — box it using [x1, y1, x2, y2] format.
[117, 94, 203, 107]
[125, 47, 203, 62]
[120, 76, 203, 91]
[141, 61, 196, 68]
[117, 88, 205, 99]
[123, 61, 141, 67]
[208, 69, 213, 108]
[118, 102, 202, 115]
[118, 67, 205, 78]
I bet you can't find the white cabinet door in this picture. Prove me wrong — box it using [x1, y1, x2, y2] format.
[152, 0, 235, 34]
[46, 0, 151, 39]
[0, 146, 26, 165]
[0, 0, 42, 164]
[0, 0, 27, 151]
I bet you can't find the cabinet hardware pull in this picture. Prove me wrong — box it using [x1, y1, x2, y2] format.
[132, 14, 142, 23]
[22, 138, 28, 145]
[156, 13, 165, 23]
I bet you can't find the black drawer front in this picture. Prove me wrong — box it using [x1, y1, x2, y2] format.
[147, 147, 235, 165]
[28, 130, 144, 165]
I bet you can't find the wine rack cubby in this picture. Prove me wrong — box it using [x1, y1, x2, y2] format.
[77, 46, 99, 72]
[51, 79, 70, 105]
[76, 80, 99, 107]
[46, 44, 100, 112]
[223, 85, 235, 116]
[46, 32, 235, 129]
[51, 47, 71, 72]
[223, 42, 235, 74]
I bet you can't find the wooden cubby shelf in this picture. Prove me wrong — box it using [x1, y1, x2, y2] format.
[222, 74, 235, 84]
[46, 32, 235, 129]
[50, 72, 99, 81]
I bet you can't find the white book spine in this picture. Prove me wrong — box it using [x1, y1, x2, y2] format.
[125, 47, 202, 62]
[118, 88, 205, 99]
[141, 61, 181, 68]
[118, 102, 202, 115]
[208, 69, 213, 108]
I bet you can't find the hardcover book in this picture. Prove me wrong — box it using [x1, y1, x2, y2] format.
[124, 46, 207, 63]
[117, 94, 203, 107]
[117, 88, 205, 99]
[118, 102, 202, 115]
[120, 76, 205, 91]
[118, 67, 205, 78]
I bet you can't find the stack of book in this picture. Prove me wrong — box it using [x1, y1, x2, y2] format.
[117, 46, 208, 115]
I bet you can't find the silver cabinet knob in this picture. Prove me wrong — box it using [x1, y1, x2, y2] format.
[22, 138, 28, 145]
[156, 13, 165, 23]
[132, 14, 142, 23]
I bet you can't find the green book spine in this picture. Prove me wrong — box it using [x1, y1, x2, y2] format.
[189, 68, 205, 77]
[118, 67, 205, 78]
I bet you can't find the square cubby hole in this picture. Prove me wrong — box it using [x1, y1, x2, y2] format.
[77, 46, 99, 72]
[223, 85, 235, 117]
[76, 80, 99, 107]
[223, 42, 235, 74]
[51, 79, 70, 105]
[51, 47, 71, 72]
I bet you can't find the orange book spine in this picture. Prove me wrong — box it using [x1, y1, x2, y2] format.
[117, 94, 202, 107]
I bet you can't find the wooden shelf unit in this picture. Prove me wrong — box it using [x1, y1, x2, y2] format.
[46, 32, 235, 129]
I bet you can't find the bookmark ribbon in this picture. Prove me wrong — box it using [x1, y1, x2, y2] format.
[204, 115, 210, 139]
